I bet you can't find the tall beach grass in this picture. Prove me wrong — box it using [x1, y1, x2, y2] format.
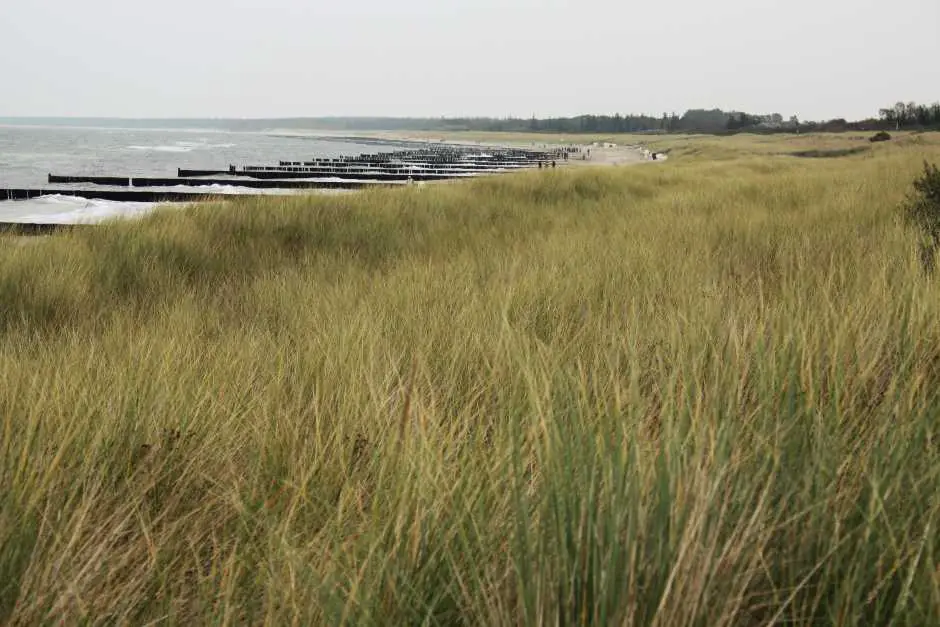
[0, 135, 938, 625]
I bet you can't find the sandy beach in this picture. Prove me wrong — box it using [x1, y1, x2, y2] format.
[269, 128, 657, 167]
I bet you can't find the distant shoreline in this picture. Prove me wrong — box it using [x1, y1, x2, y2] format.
[271, 129, 653, 166]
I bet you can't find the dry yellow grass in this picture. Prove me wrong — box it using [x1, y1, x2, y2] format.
[0, 134, 938, 625]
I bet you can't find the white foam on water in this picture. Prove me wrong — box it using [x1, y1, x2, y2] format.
[0, 187, 334, 224]
[157, 184, 300, 195]
[126, 145, 194, 153]
[127, 140, 237, 153]
[174, 140, 236, 149]
[292, 176, 367, 183]
[0, 195, 164, 224]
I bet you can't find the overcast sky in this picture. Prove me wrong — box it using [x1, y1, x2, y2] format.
[1, 0, 937, 121]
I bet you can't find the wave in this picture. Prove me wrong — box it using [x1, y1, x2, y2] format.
[126, 140, 237, 153]
[174, 140, 236, 149]
[0, 195, 163, 224]
[0, 188, 304, 224]
[126, 145, 194, 153]
[156, 184, 298, 195]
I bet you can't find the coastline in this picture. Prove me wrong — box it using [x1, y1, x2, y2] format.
[267, 128, 655, 166]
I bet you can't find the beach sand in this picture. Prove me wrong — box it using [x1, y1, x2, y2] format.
[281, 129, 657, 168]
[388, 133, 654, 167]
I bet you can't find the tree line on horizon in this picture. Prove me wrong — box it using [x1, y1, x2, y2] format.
[878, 102, 940, 130]
[263, 103, 936, 135]
[438, 102, 940, 135]
[4, 102, 938, 135]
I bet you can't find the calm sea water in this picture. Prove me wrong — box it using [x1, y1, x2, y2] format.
[0, 124, 388, 223]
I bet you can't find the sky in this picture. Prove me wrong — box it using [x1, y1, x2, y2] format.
[1, 0, 938, 121]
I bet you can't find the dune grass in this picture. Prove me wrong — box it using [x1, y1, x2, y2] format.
[1, 136, 939, 625]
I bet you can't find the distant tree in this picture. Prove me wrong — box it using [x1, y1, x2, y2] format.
[894, 102, 908, 129]
[821, 118, 849, 132]
[916, 105, 931, 126]
[677, 109, 732, 132]
[662, 112, 675, 132]
[727, 112, 756, 130]
[876, 101, 940, 130]
[879, 108, 897, 127]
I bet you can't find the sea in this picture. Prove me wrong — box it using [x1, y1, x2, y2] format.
[0, 122, 396, 224]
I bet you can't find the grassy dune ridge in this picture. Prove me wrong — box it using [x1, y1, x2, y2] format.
[1, 135, 939, 624]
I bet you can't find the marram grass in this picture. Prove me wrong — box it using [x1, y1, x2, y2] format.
[0, 136, 938, 625]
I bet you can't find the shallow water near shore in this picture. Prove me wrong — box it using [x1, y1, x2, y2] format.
[0, 124, 387, 222]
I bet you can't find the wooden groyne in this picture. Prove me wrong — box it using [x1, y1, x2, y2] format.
[178, 168, 488, 180]
[4, 145, 569, 209]
[174, 169, 472, 182]
[277, 160, 529, 171]
[0, 189, 270, 203]
[48, 175, 400, 189]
